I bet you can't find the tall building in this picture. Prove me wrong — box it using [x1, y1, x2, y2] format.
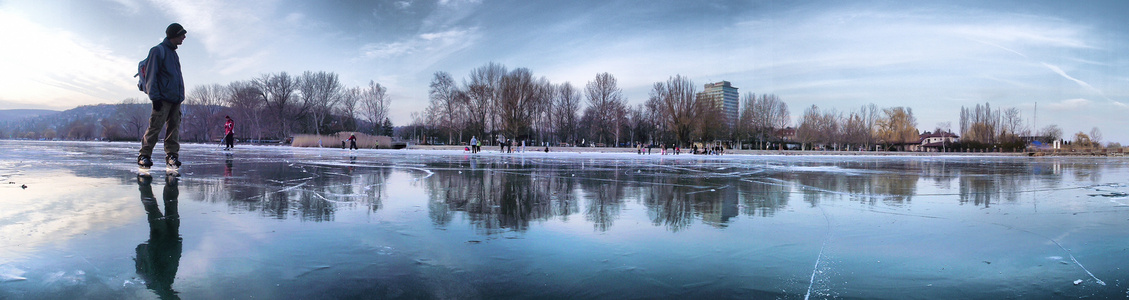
[702, 81, 739, 129]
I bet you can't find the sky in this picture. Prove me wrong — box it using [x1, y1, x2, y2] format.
[1, 0, 1127, 143]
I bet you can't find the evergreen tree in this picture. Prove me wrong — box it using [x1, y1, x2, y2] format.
[382, 118, 394, 136]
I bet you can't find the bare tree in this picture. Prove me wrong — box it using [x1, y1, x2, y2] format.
[465, 63, 506, 142]
[842, 111, 870, 150]
[651, 75, 698, 146]
[1089, 127, 1102, 147]
[999, 107, 1026, 143]
[117, 97, 150, 140]
[738, 93, 790, 149]
[253, 72, 298, 139]
[360, 80, 390, 136]
[553, 82, 581, 145]
[1038, 124, 1062, 143]
[498, 68, 548, 142]
[585, 72, 627, 146]
[227, 80, 264, 142]
[534, 81, 555, 145]
[338, 87, 361, 131]
[297, 71, 343, 137]
[184, 84, 227, 142]
[427, 71, 463, 144]
[795, 105, 822, 149]
[627, 104, 654, 146]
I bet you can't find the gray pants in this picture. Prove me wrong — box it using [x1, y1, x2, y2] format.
[139, 100, 181, 157]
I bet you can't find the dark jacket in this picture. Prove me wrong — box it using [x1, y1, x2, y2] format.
[143, 38, 184, 103]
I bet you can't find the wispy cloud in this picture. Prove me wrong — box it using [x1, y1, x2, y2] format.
[360, 27, 479, 62]
[108, 0, 143, 15]
[0, 11, 135, 108]
[1041, 62, 1107, 98]
[147, 0, 277, 57]
[1047, 98, 1092, 110]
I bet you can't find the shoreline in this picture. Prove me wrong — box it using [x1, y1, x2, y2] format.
[405, 145, 1105, 157]
[2, 140, 1121, 157]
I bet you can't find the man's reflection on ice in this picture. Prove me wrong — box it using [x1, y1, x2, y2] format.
[135, 174, 182, 300]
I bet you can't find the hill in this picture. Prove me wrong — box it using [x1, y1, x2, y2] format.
[0, 109, 59, 122]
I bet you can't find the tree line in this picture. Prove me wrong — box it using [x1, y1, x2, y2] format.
[1, 71, 394, 143]
[417, 63, 798, 149]
[414, 63, 1111, 151]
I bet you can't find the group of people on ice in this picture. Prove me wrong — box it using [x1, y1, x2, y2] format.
[466, 135, 548, 154]
[636, 143, 726, 155]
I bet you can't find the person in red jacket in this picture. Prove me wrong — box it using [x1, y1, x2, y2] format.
[223, 116, 235, 150]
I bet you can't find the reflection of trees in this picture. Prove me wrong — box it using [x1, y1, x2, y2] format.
[642, 183, 694, 231]
[737, 180, 789, 217]
[424, 157, 580, 234]
[638, 174, 740, 231]
[956, 161, 1035, 207]
[785, 163, 920, 206]
[185, 161, 393, 221]
[579, 171, 626, 232]
[1069, 159, 1102, 185]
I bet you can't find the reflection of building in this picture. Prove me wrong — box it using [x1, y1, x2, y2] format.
[700, 187, 739, 227]
[701, 81, 739, 129]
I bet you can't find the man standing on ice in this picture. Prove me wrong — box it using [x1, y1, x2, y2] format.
[138, 23, 187, 171]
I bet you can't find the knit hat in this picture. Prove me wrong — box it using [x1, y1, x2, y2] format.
[166, 23, 187, 38]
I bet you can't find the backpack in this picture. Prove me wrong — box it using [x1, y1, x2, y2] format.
[135, 45, 165, 93]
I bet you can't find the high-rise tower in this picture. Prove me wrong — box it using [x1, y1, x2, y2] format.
[702, 81, 739, 129]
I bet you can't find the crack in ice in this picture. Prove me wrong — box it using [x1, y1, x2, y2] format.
[805, 202, 832, 300]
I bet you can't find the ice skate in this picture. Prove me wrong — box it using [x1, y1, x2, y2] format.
[138, 155, 153, 175]
[165, 154, 182, 175]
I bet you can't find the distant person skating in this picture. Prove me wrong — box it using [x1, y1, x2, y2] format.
[222, 115, 235, 150]
[138, 23, 187, 173]
[470, 136, 479, 153]
[348, 134, 358, 150]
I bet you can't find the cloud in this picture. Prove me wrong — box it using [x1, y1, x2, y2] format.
[420, 0, 481, 32]
[108, 0, 143, 14]
[1040, 62, 1107, 97]
[947, 21, 1091, 49]
[216, 50, 273, 76]
[1046, 98, 1092, 110]
[395, 1, 412, 10]
[0, 11, 136, 109]
[147, 0, 278, 57]
[359, 27, 480, 64]
[438, 0, 481, 6]
[361, 41, 413, 59]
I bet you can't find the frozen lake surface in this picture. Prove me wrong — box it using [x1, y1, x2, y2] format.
[1, 140, 1127, 299]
